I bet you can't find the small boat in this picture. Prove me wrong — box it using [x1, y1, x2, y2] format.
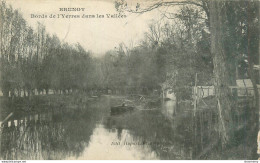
[110, 105, 135, 114]
[164, 97, 171, 101]
[90, 95, 99, 99]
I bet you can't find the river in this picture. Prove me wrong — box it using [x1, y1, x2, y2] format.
[0, 95, 218, 159]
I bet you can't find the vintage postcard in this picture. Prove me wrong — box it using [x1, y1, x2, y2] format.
[0, 0, 260, 160]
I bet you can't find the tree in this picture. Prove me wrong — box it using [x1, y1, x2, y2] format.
[0, 2, 96, 98]
[115, 0, 260, 146]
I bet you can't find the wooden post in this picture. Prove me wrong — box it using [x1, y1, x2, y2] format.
[2, 112, 13, 126]
[257, 1, 260, 157]
[194, 73, 198, 116]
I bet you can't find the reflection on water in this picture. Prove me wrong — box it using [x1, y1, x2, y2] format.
[67, 124, 158, 160]
[161, 100, 177, 119]
[0, 96, 195, 160]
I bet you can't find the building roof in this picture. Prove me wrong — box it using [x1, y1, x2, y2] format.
[236, 79, 253, 88]
[253, 65, 260, 70]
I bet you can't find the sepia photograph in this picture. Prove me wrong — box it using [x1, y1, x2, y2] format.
[0, 0, 260, 160]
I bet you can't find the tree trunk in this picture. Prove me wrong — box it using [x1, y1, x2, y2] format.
[248, 0, 260, 158]
[18, 88, 21, 97]
[257, 0, 260, 130]
[23, 88, 26, 98]
[2, 88, 9, 98]
[209, 0, 233, 145]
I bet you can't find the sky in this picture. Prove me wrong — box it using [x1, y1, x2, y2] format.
[6, 0, 164, 57]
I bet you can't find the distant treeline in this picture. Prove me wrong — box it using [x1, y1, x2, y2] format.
[0, 1, 214, 99]
[0, 2, 95, 98]
[0, 1, 165, 98]
[1, 1, 257, 100]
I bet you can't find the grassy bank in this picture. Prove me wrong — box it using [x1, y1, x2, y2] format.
[0, 93, 101, 120]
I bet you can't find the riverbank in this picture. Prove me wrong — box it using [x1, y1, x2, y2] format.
[193, 97, 257, 159]
[0, 93, 161, 120]
[0, 93, 99, 120]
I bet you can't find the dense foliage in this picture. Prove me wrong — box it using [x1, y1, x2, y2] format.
[0, 1, 259, 103]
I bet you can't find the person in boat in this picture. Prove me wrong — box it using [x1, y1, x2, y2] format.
[122, 101, 127, 107]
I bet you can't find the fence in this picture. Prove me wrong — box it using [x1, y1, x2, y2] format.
[192, 86, 215, 99]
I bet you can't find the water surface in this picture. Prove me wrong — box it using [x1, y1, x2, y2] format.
[0, 95, 195, 160]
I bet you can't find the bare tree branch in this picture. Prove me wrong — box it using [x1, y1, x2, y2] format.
[117, 0, 208, 14]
